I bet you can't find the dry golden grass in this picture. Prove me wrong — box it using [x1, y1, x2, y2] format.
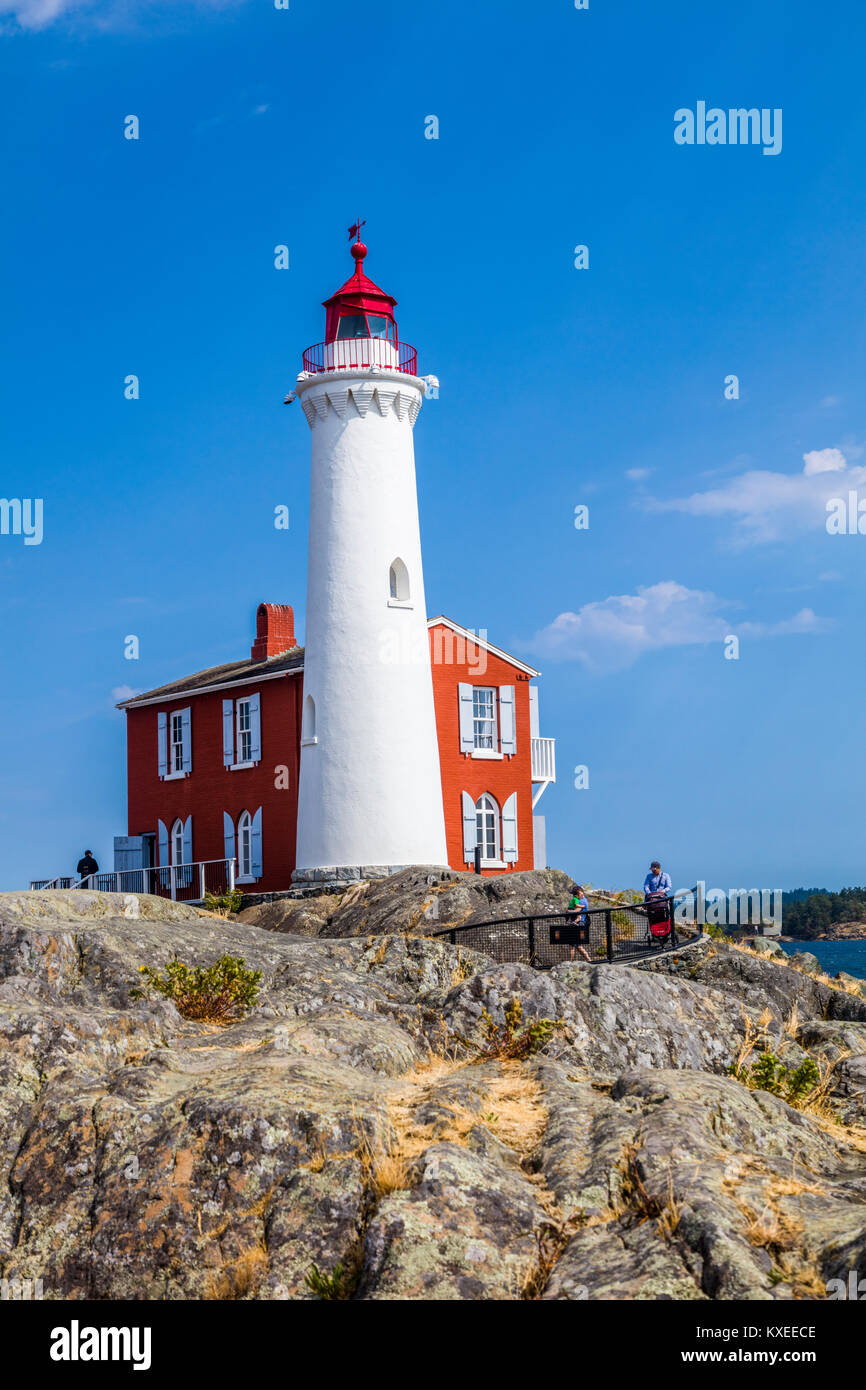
[783, 999, 800, 1039]
[206, 1242, 267, 1300]
[731, 1006, 775, 1076]
[368, 1148, 411, 1198]
[743, 1202, 800, 1250]
[366, 937, 390, 965]
[484, 1067, 548, 1153]
[727, 938, 866, 1000]
[765, 1172, 827, 1200]
[730, 1169, 832, 1298]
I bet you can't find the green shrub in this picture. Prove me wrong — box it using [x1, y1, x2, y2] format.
[730, 1051, 820, 1107]
[131, 953, 262, 1023]
[479, 997, 560, 1060]
[305, 1263, 349, 1300]
[203, 888, 244, 917]
[705, 922, 733, 942]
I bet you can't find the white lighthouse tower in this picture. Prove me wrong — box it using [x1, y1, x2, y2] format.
[291, 231, 448, 888]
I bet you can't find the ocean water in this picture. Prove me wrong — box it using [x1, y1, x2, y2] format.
[780, 939, 866, 981]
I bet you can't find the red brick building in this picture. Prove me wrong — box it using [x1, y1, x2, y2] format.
[117, 604, 556, 893]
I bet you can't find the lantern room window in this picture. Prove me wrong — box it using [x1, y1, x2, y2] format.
[336, 312, 396, 342]
[337, 314, 371, 340]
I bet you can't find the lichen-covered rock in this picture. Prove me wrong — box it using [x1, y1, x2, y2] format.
[1, 888, 865, 1301]
[747, 938, 786, 959]
[538, 1066, 866, 1301]
[789, 951, 822, 977]
[239, 866, 574, 939]
[652, 938, 866, 1026]
[433, 958, 799, 1076]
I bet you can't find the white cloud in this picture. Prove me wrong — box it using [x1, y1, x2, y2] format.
[111, 685, 139, 703]
[0, 0, 242, 29]
[0, 0, 79, 24]
[803, 447, 846, 476]
[625, 467, 652, 481]
[650, 447, 866, 543]
[527, 581, 828, 672]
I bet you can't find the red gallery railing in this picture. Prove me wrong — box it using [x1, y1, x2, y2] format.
[302, 339, 418, 376]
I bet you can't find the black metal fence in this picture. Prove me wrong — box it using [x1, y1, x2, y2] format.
[425, 899, 701, 970]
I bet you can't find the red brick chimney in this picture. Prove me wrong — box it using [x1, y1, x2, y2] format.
[251, 604, 296, 662]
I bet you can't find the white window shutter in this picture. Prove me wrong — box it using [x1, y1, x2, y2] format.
[157, 819, 169, 867]
[223, 812, 236, 864]
[157, 712, 167, 779]
[181, 707, 192, 773]
[528, 685, 540, 740]
[458, 683, 474, 753]
[182, 815, 193, 866]
[249, 692, 262, 762]
[462, 791, 477, 863]
[251, 807, 263, 879]
[222, 700, 234, 767]
[502, 793, 518, 863]
[499, 686, 516, 755]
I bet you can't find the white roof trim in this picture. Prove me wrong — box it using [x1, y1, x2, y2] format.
[117, 665, 303, 710]
[426, 616, 540, 678]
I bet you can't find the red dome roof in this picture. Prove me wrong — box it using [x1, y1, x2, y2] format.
[323, 241, 398, 344]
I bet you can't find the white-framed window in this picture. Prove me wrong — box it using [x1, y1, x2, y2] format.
[223, 693, 260, 768]
[170, 711, 184, 773]
[171, 818, 185, 865]
[159, 707, 191, 780]
[237, 699, 252, 764]
[475, 794, 500, 862]
[238, 810, 253, 880]
[388, 557, 410, 604]
[459, 683, 515, 759]
[472, 688, 497, 750]
[302, 694, 317, 744]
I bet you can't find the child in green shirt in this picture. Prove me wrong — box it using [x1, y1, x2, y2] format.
[566, 884, 591, 961]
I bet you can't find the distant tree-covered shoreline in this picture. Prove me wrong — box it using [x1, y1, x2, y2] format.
[781, 886, 866, 938]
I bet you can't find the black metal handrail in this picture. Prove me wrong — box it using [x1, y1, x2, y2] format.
[424, 898, 701, 971]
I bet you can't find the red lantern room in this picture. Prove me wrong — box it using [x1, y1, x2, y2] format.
[302, 227, 418, 376]
[323, 238, 399, 346]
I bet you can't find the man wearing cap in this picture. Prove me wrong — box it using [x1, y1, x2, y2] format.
[643, 861, 672, 900]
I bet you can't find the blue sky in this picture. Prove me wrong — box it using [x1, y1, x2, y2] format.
[1, 0, 864, 894]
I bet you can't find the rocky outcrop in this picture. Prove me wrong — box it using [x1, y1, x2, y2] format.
[238, 866, 575, 939]
[2, 889, 866, 1301]
[649, 936, 866, 1027]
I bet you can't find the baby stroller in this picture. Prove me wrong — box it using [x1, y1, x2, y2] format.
[645, 891, 677, 947]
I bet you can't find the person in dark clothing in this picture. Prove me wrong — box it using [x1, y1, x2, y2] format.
[76, 850, 99, 884]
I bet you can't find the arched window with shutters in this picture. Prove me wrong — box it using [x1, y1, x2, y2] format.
[238, 810, 253, 880]
[388, 557, 411, 605]
[171, 819, 185, 865]
[302, 695, 317, 744]
[475, 793, 500, 864]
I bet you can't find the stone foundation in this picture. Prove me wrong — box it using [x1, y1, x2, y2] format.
[290, 864, 409, 893]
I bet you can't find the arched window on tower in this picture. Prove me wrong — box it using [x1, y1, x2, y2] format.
[302, 695, 317, 744]
[388, 557, 410, 604]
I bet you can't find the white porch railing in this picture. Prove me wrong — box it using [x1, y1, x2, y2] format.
[531, 736, 556, 810]
[30, 859, 237, 903]
[531, 737, 556, 784]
